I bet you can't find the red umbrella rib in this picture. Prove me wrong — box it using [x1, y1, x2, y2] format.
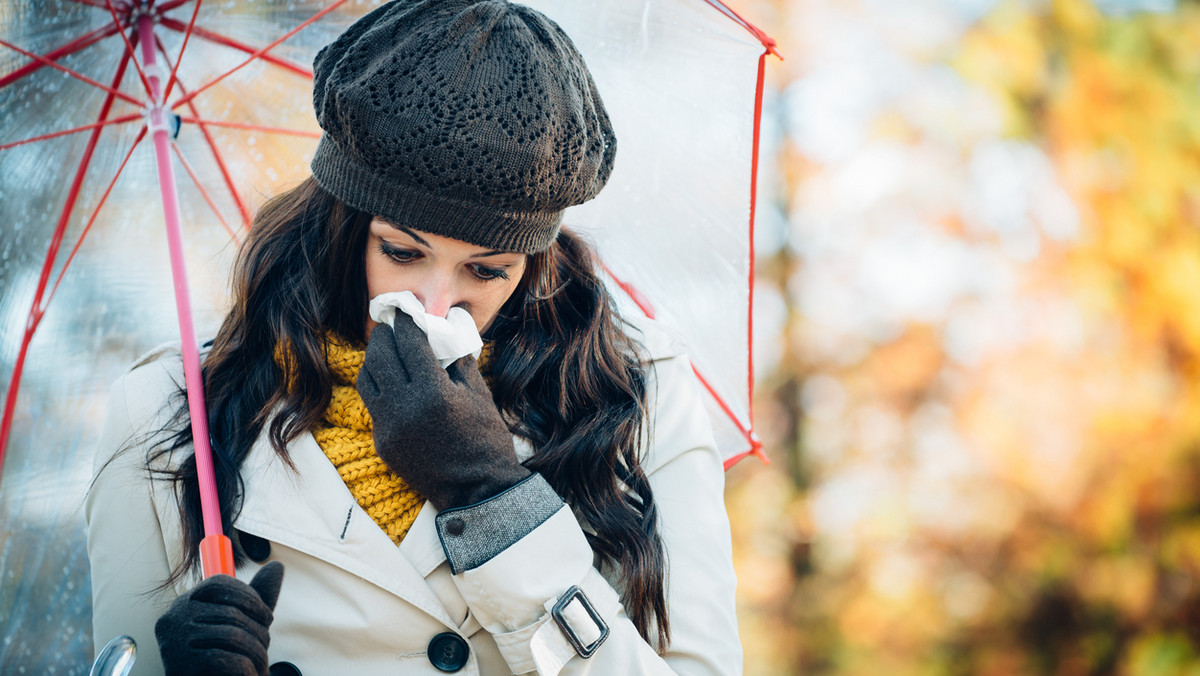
[158, 17, 313, 79]
[171, 0, 349, 111]
[690, 366, 768, 470]
[45, 129, 148, 310]
[0, 115, 141, 152]
[154, 0, 199, 12]
[172, 142, 242, 243]
[102, 0, 154, 98]
[601, 262, 764, 466]
[0, 21, 123, 89]
[154, 40, 253, 229]
[0, 47, 137, 470]
[159, 0, 203, 103]
[0, 38, 143, 107]
[176, 117, 320, 138]
[699, 0, 781, 58]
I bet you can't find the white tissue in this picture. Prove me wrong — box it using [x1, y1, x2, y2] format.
[368, 291, 483, 369]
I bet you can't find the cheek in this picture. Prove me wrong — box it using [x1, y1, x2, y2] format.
[363, 253, 387, 334]
[473, 273, 525, 332]
[364, 249, 385, 297]
[469, 292, 504, 332]
[364, 250, 412, 298]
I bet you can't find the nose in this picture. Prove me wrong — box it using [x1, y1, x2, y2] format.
[411, 275, 455, 318]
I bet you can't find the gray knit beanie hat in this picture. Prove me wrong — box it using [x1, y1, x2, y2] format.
[310, 0, 616, 253]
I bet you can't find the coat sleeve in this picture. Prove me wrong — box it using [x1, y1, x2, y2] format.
[86, 360, 183, 676]
[440, 351, 743, 675]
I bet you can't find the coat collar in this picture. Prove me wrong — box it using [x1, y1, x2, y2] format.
[232, 424, 454, 625]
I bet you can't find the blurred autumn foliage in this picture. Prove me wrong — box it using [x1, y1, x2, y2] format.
[728, 0, 1200, 673]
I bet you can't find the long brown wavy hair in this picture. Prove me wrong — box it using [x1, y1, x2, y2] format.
[150, 176, 670, 648]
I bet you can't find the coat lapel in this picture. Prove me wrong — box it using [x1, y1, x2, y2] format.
[233, 427, 455, 626]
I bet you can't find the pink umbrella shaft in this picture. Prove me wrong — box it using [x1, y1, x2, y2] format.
[138, 15, 233, 577]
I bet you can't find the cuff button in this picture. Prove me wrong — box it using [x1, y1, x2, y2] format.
[445, 517, 465, 536]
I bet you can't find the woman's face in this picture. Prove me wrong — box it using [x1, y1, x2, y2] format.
[364, 218, 527, 335]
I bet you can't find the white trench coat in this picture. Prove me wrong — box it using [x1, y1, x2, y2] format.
[86, 317, 742, 675]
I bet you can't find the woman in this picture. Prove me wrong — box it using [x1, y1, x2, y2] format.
[86, 1, 741, 674]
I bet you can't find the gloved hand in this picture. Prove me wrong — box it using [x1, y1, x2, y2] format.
[358, 313, 531, 510]
[155, 561, 285, 676]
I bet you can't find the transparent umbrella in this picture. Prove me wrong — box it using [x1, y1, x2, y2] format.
[0, 0, 776, 671]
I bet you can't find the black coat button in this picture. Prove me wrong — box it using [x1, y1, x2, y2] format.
[268, 662, 301, 676]
[445, 517, 465, 536]
[428, 632, 470, 672]
[236, 530, 271, 563]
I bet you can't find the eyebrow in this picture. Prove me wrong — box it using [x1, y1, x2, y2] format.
[387, 222, 510, 258]
[469, 250, 510, 259]
[388, 222, 429, 247]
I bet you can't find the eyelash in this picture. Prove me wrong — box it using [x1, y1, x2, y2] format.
[377, 241, 509, 282]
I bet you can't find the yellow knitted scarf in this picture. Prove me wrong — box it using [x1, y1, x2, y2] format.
[316, 335, 424, 545]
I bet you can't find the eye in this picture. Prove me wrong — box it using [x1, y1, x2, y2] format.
[379, 241, 419, 264]
[470, 264, 509, 282]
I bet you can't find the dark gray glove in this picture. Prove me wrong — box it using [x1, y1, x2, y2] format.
[357, 313, 531, 510]
[155, 562, 284, 676]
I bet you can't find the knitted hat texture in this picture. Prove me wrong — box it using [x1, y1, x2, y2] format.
[310, 0, 617, 253]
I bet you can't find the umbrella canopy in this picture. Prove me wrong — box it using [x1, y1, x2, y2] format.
[0, 0, 775, 671]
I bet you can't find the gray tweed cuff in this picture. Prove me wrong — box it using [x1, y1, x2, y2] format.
[435, 473, 565, 574]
